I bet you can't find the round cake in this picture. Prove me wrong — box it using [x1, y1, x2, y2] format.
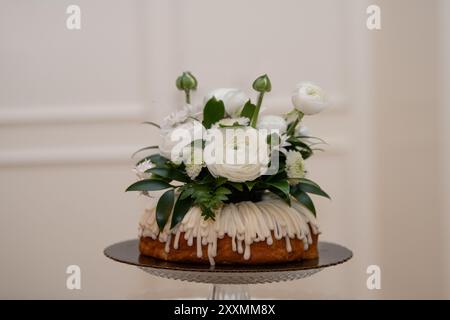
[138, 195, 320, 265]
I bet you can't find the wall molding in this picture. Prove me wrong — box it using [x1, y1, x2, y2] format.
[0, 104, 146, 125]
[0, 145, 143, 167]
[0, 139, 348, 167]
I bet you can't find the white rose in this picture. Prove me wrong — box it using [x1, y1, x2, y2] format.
[204, 127, 268, 182]
[159, 120, 204, 162]
[205, 88, 249, 117]
[257, 115, 287, 134]
[291, 82, 328, 115]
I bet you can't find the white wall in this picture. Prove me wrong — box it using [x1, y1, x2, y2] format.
[438, 0, 450, 299]
[0, 0, 448, 299]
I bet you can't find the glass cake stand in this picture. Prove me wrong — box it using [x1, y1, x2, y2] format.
[104, 239, 352, 300]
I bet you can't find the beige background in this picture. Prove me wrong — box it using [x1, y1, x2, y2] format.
[0, 0, 449, 299]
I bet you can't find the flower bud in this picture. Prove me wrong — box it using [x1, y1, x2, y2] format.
[252, 74, 272, 93]
[176, 71, 198, 91]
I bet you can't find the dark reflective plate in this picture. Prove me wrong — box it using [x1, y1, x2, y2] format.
[104, 239, 352, 272]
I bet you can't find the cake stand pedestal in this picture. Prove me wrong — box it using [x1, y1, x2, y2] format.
[104, 240, 352, 300]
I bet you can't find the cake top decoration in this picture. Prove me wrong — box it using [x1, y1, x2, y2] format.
[126, 72, 330, 231]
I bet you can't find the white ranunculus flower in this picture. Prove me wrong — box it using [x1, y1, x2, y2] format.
[159, 120, 204, 162]
[291, 82, 328, 115]
[205, 88, 249, 117]
[295, 125, 310, 137]
[182, 145, 204, 179]
[215, 117, 249, 128]
[204, 127, 269, 182]
[161, 104, 201, 131]
[257, 115, 287, 134]
[133, 159, 153, 180]
[285, 150, 305, 185]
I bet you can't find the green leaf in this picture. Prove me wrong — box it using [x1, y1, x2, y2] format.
[149, 154, 169, 165]
[246, 180, 258, 191]
[291, 188, 316, 216]
[298, 178, 321, 188]
[170, 194, 194, 229]
[300, 149, 313, 160]
[131, 146, 158, 158]
[266, 180, 291, 205]
[240, 100, 256, 120]
[198, 174, 215, 185]
[266, 180, 290, 195]
[268, 186, 291, 205]
[147, 167, 190, 183]
[156, 189, 175, 231]
[296, 135, 327, 144]
[299, 183, 330, 199]
[298, 178, 330, 199]
[135, 156, 152, 166]
[286, 118, 299, 136]
[202, 97, 225, 129]
[215, 177, 228, 187]
[125, 179, 172, 192]
[287, 137, 313, 152]
[215, 187, 232, 195]
[142, 121, 161, 129]
[228, 182, 244, 192]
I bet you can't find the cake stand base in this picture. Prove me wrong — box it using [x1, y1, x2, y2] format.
[104, 240, 352, 300]
[210, 284, 250, 300]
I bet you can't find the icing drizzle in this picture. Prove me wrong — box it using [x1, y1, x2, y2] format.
[138, 195, 320, 265]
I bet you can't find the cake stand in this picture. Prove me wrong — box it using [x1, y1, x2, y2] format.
[104, 239, 352, 300]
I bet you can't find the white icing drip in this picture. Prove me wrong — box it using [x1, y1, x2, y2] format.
[138, 195, 320, 265]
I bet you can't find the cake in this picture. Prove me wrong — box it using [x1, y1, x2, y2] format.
[127, 72, 330, 265]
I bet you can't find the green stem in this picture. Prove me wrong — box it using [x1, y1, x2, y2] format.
[287, 111, 304, 136]
[250, 92, 265, 128]
[185, 90, 191, 104]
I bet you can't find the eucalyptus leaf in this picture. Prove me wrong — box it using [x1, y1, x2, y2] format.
[156, 189, 175, 231]
[202, 97, 225, 129]
[125, 179, 173, 192]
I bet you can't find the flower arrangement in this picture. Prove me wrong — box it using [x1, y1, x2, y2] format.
[126, 72, 330, 231]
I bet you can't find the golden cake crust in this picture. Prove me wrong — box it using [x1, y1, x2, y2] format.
[139, 231, 318, 265]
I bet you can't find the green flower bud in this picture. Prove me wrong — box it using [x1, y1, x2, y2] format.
[252, 74, 272, 93]
[176, 71, 198, 91]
